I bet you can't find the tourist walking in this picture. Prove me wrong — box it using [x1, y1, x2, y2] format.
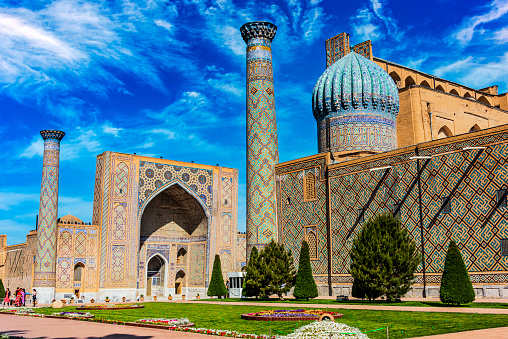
[3, 288, 11, 306]
[14, 289, 21, 307]
[32, 289, 37, 307]
[21, 288, 26, 306]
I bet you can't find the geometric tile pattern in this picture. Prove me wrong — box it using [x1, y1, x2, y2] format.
[221, 176, 232, 208]
[221, 213, 232, 246]
[138, 161, 213, 214]
[241, 21, 279, 255]
[111, 246, 125, 284]
[189, 244, 206, 286]
[328, 136, 508, 283]
[115, 162, 129, 198]
[75, 231, 86, 257]
[112, 203, 126, 240]
[58, 230, 72, 257]
[276, 155, 328, 274]
[220, 249, 231, 281]
[34, 130, 65, 288]
[326, 32, 350, 68]
[56, 258, 71, 288]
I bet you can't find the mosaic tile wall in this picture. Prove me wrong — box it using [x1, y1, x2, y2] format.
[56, 226, 98, 291]
[241, 21, 279, 256]
[277, 128, 508, 287]
[34, 130, 65, 288]
[328, 130, 508, 284]
[276, 155, 329, 276]
[325, 33, 350, 68]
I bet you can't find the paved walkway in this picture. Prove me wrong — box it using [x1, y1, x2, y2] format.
[412, 327, 508, 338]
[172, 299, 508, 315]
[0, 314, 216, 339]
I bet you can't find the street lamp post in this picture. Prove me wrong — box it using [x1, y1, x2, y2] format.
[410, 154, 432, 298]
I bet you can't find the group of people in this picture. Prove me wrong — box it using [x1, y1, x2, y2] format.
[2, 288, 36, 307]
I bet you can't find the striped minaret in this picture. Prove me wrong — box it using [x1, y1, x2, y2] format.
[33, 130, 65, 303]
[240, 21, 279, 258]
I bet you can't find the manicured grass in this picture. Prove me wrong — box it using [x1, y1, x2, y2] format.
[32, 302, 508, 338]
[202, 297, 508, 309]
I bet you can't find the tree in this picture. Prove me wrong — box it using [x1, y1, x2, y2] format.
[293, 240, 318, 300]
[243, 247, 262, 298]
[207, 254, 228, 298]
[440, 240, 475, 305]
[258, 239, 296, 300]
[349, 213, 420, 302]
[0, 279, 5, 299]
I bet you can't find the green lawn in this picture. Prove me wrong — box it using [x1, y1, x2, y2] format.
[202, 297, 508, 309]
[32, 302, 508, 338]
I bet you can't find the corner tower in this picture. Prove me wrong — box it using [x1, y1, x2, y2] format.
[240, 21, 279, 256]
[33, 129, 65, 303]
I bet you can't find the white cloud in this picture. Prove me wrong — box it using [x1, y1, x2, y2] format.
[149, 129, 178, 139]
[102, 123, 123, 137]
[453, 0, 508, 45]
[493, 26, 508, 43]
[433, 57, 475, 77]
[0, 192, 39, 211]
[19, 138, 44, 159]
[351, 8, 381, 41]
[350, 0, 402, 43]
[154, 19, 174, 32]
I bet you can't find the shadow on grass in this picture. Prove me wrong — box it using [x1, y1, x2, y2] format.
[2, 330, 154, 339]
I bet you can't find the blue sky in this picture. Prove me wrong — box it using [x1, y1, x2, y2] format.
[1, 0, 508, 245]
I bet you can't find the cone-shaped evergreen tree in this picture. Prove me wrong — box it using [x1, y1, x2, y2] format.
[0, 279, 5, 299]
[259, 239, 296, 300]
[207, 254, 228, 298]
[243, 246, 262, 298]
[440, 240, 475, 305]
[350, 213, 420, 302]
[351, 277, 368, 300]
[293, 240, 318, 300]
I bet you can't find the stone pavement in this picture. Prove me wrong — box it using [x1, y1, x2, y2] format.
[0, 314, 216, 339]
[412, 327, 508, 338]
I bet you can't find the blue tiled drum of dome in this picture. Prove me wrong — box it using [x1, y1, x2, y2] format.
[312, 52, 399, 155]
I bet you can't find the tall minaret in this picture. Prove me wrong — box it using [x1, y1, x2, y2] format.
[33, 130, 65, 303]
[241, 21, 279, 257]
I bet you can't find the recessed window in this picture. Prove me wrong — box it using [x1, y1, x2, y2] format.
[496, 189, 507, 207]
[441, 197, 451, 214]
[224, 199, 228, 205]
[358, 208, 365, 223]
[286, 197, 291, 205]
[303, 172, 317, 201]
[392, 203, 401, 217]
[501, 239, 508, 256]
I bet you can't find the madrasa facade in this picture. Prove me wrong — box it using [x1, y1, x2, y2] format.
[2, 21, 508, 301]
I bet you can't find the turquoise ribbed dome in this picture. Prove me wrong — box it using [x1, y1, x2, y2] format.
[312, 52, 399, 121]
[311, 52, 400, 155]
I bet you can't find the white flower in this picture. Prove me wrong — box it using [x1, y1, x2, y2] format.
[282, 321, 370, 339]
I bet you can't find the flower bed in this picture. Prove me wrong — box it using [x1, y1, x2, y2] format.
[48, 311, 95, 319]
[241, 309, 342, 322]
[169, 327, 276, 339]
[281, 321, 370, 339]
[126, 317, 195, 329]
[76, 304, 144, 310]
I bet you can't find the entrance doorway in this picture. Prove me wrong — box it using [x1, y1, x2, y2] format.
[73, 263, 84, 298]
[146, 255, 165, 296]
[175, 270, 185, 295]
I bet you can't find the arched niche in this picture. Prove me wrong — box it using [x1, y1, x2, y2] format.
[436, 85, 445, 92]
[469, 124, 481, 133]
[420, 80, 431, 88]
[175, 270, 186, 295]
[437, 126, 453, 139]
[139, 183, 208, 246]
[464, 92, 472, 98]
[389, 71, 401, 87]
[450, 89, 459, 96]
[146, 255, 165, 296]
[74, 262, 85, 282]
[478, 96, 490, 105]
[177, 247, 187, 265]
[405, 76, 416, 87]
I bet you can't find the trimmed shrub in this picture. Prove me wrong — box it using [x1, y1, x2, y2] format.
[259, 239, 296, 300]
[0, 279, 4, 299]
[293, 240, 318, 300]
[207, 254, 227, 298]
[440, 240, 475, 305]
[243, 247, 262, 298]
[349, 213, 420, 302]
